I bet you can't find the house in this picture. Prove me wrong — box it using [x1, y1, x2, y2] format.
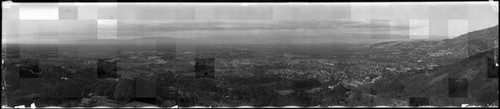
[130, 56, 139, 59]
[148, 56, 159, 60]
[155, 59, 167, 64]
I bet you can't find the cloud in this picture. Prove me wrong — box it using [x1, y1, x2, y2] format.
[115, 20, 412, 38]
[6, 19, 415, 42]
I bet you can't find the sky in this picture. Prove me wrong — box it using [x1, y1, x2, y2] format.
[2, 2, 499, 44]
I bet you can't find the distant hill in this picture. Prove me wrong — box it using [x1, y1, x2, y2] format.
[440, 25, 499, 58]
[76, 39, 135, 45]
[448, 25, 499, 44]
[368, 25, 499, 58]
[398, 48, 498, 106]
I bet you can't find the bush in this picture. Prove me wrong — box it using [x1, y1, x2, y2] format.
[292, 79, 321, 89]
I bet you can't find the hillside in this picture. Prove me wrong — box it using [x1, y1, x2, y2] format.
[369, 48, 498, 106]
[367, 25, 499, 106]
[398, 49, 498, 106]
[368, 25, 499, 59]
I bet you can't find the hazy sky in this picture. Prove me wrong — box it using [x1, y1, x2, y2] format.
[2, 2, 498, 44]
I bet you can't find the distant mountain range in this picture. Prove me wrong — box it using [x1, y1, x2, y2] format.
[368, 25, 499, 58]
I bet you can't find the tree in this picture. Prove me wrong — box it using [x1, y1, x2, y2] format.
[113, 78, 134, 103]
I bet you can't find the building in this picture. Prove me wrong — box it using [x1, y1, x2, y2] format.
[155, 59, 167, 64]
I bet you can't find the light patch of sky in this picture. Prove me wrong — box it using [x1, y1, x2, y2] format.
[19, 4, 59, 20]
[18, 20, 59, 39]
[410, 19, 430, 39]
[98, 20, 117, 39]
[78, 4, 98, 19]
[466, 2, 498, 34]
[448, 20, 469, 39]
